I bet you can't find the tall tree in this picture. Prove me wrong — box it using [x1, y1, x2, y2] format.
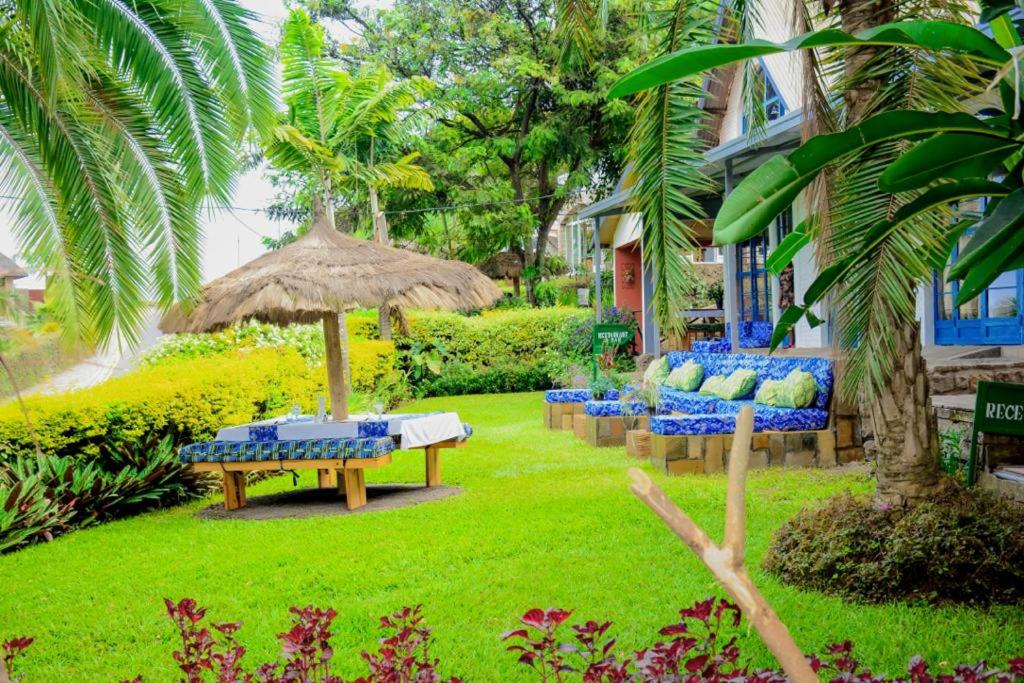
[343, 0, 638, 304]
[0, 0, 274, 345]
[611, 0, 995, 504]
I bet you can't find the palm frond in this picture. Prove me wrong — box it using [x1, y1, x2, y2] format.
[626, 0, 719, 336]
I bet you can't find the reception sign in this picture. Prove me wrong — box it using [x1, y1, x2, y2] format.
[967, 380, 1024, 485]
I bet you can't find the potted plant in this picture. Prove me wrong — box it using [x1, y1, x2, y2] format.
[622, 381, 659, 458]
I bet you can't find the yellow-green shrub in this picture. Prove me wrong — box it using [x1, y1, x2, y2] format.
[0, 345, 400, 461]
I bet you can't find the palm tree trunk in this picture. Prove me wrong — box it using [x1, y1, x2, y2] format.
[867, 322, 940, 505]
[838, 0, 940, 504]
[369, 184, 393, 340]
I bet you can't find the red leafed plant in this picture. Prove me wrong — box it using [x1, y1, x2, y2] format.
[504, 597, 1024, 683]
[3, 598, 1024, 682]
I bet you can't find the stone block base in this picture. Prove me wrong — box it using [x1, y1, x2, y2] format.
[573, 413, 587, 439]
[544, 402, 584, 430]
[626, 429, 651, 458]
[651, 428, 864, 475]
[585, 415, 649, 447]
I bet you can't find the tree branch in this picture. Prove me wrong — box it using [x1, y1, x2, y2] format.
[628, 407, 816, 683]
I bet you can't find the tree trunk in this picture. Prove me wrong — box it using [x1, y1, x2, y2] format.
[368, 183, 394, 340]
[512, 276, 521, 298]
[839, 0, 941, 503]
[868, 321, 940, 505]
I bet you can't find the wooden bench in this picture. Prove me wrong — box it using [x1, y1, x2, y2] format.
[191, 439, 466, 511]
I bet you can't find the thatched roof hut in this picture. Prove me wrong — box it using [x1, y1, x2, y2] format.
[0, 253, 27, 287]
[161, 218, 500, 419]
[479, 251, 523, 280]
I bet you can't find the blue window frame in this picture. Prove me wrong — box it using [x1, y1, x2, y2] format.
[934, 228, 1024, 344]
[735, 208, 793, 323]
[741, 61, 787, 134]
[935, 197, 1023, 344]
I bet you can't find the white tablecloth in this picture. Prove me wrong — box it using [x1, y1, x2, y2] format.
[215, 412, 466, 449]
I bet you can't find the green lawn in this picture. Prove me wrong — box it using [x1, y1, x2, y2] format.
[2, 392, 1022, 681]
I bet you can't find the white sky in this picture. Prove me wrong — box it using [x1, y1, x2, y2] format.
[0, 0, 382, 290]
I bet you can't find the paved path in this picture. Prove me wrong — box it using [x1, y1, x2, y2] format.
[23, 312, 164, 396]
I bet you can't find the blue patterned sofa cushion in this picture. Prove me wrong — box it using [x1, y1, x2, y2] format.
[651, 414, 736, 436]
[584, 400, 647, 417]
[664, 352, 832, 412]
[658, 386, 720, 415]
[691, 338, 731, 353]
[179, 436, 395, 464]
[715, 401, 828, 431]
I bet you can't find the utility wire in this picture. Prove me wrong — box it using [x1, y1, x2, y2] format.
[0, 191, 563, 218]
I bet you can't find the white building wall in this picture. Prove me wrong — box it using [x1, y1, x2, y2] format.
[790, 194, 830, 348]
[717, 0, 803, 144]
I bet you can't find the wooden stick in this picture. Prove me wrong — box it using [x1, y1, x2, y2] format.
[0, 659, 10, 683]
[628, 406, 817, 683]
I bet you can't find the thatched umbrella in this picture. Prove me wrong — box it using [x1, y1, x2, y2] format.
[479, 251, 524, 297]
[161, 218, 501, 420]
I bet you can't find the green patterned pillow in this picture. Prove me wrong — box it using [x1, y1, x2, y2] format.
[754, 379, 783, 406]
[718, 368, 758, 400]
[698, 374, 726, 396]
[665, 361, 704, 392]
[643, 356, 670, 385]
[777, 369, 818, 408]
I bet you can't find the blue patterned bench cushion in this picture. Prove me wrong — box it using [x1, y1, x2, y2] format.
[690, 322, 793, 353]
[584, 400, 647, 417]
[179, 436, 395, 464]
[715, 401, 829, 432]
[651, 414, 736, 436]
[658, 386, 720, 415]
[545, 388, 623, 403]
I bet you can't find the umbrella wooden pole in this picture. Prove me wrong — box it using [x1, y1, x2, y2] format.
[322, 312, 348, 421]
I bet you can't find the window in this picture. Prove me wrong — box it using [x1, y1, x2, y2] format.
[741, 62, 787, 134]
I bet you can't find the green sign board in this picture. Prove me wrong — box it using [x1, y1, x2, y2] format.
[591, 323, 631, 381]
[967, 380, 1024, 486]
[593, 323, 632, 352]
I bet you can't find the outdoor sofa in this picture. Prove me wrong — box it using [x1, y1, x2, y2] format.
[581, 351, 833, 435]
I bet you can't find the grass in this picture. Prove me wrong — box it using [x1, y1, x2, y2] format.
[1, 392, 1022, 680]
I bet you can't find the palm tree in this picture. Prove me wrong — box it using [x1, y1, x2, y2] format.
[610, 0, 1007, 504]
[268, 9, 434, 338]
[0, 0, 274, 346]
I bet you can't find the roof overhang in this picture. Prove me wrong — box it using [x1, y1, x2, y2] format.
[575, 109, 805, 245]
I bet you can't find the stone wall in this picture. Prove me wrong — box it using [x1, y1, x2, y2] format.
[544, 402, 584, 431]
[928, 360, 1024, 395]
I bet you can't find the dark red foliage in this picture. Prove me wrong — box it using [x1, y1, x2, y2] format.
[504, 597, 1024, 683]
[4, 597, 1024, 682]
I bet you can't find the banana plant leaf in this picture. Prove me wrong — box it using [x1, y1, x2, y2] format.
[713, 112, 1008, 244]
[879, 133, 1019, 192]
[766, 222, 809, 276]
[609, 21, 1008, 99]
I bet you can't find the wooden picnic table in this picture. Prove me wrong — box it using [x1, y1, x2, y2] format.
[192, 438, 466, 511]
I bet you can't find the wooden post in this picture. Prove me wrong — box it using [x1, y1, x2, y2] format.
[223, 471, 246, 511]
[425, 444, 441, 486]
[317, 468, 337, 488]
[322, 312, 348, 421]
[342, 468, 367, 510]
[628, 407, 817, 683]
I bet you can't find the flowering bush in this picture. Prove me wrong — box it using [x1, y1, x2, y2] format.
[5, 597, 1022, 682]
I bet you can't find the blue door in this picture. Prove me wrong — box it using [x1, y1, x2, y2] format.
[934, 231, 1024, 345]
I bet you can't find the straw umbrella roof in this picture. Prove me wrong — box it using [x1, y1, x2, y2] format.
[479, 251, 523, 280]
[161, 220, 501, 334]
[0, 253, 27, 280]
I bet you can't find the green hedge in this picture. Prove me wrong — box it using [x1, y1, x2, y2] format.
[398, 308, 588, 368]
[0, 348, 327, 461]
